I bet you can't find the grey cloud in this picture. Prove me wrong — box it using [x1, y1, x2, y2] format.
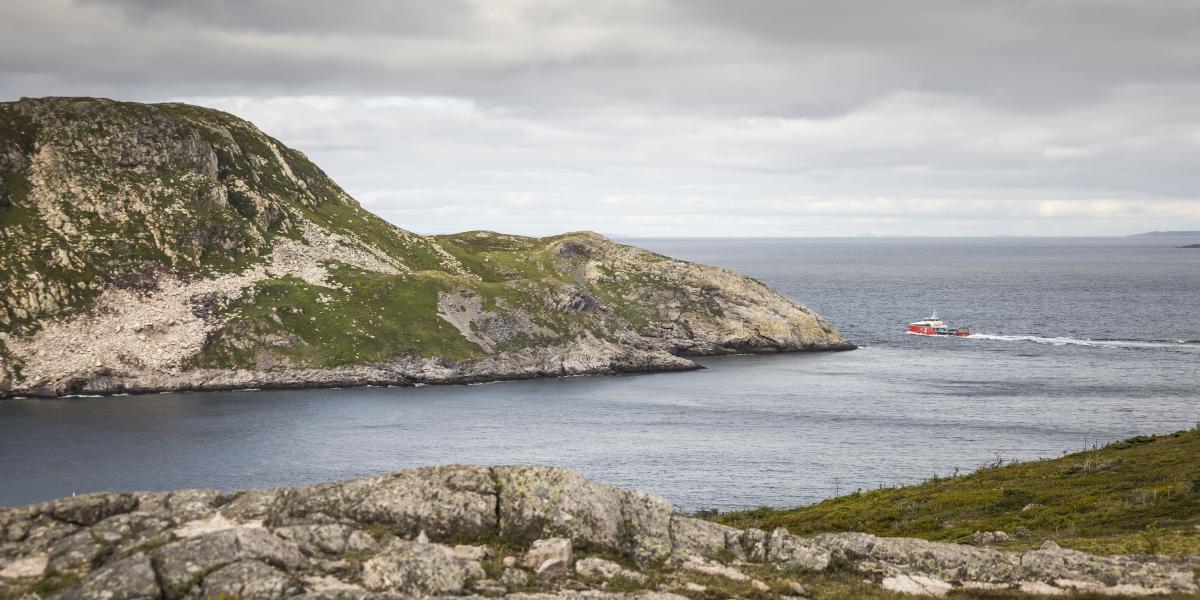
[1, 0, 1198, 235]
[4, 0, 1197, 115]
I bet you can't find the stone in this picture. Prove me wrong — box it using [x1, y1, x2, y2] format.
[296, 465, 498, 539]
[670, 517, 736, 561]
[525, 537, 573, 579]
[45, 530, 106, 574]
[684, 582, 707, 592]
[502, 555, 517, 567]
[472, 578, 508, 595]
[200, 559, 302, 599]
[91, 511, 175, 552]
[680, 556, 748, 581]
[576, 556, 648, 583]
[751, 579, 770, 592]
[497, 466, 623, 550]
[738, 527, 770, 562]
[787, 580, 810, 595]
[452, 543, 494, 561]
[57, 554, 160, 600]
[0, 554, 47, 579]
[618, 490, 673, 565]
[274, 523, 377, 556]
[768, 528, 832, 572]
[133, 489, 219, 521]
[881, 574, 954, 597]
[37, 493, 138, 526]
[501, 566, 530, 587]
[150, 527, 307, 597]
[361, 539, 485, 594]
[576, 556, 623, 579]
[972, 530, 1012, 545]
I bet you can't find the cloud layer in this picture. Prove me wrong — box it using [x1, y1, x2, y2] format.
[3, 0, 1199, 235]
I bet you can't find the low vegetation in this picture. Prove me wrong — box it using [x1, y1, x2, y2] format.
[717, 427, 1200, 557]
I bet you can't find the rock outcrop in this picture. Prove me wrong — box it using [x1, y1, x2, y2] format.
[0, 97, 852, 398]
[0, 466, 1194, 599]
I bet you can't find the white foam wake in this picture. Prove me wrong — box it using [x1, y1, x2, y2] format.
[966, 333, 1200, 351]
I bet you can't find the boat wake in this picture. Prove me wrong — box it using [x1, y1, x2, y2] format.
[967, 333, 1200, 352]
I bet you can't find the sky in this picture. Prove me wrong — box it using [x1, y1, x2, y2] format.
[3, 0, 1200, 237]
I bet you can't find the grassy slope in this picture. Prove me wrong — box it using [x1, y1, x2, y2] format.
[718, 428, 1200, 557]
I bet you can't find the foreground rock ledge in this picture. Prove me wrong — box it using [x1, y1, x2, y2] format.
[0, 466, 1194, 599]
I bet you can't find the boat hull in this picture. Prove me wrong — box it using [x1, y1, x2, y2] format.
[906, 325, 970, 337]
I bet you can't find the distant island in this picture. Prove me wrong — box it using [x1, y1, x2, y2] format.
[1182, 244, 1200, 248]
[1128, 231, 1200, 238]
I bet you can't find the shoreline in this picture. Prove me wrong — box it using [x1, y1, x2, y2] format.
[1, 341, 855, 400]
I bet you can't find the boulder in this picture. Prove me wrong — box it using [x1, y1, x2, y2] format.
[972, 530, 1012, 545]
[501, 566, 530, 587]
[361, 539, 485, 594]
[525, 537, 573, 580]
[497, 466, 622, 550]
[149, 527, 307, 597]
[618, 490, 673, 565]
[45, 530, 106, 575]
[669, 517, 735, 561]
[37, 493, 138, 527]
[200, 559, 302, 599]
[57, 554, 160, 600]
[288, 465, 497, 539]
[273, 524, 377, 557]
[767, 528, 831, 572]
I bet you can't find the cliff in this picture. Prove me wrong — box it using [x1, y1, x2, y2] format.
[0, 466, 1194, 599]
[0, 97, 852, 397]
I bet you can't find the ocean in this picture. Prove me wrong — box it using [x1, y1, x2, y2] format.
[1, 237, 1197, 509]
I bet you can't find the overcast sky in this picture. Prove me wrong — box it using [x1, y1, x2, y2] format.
[3, 0, 1200, 236]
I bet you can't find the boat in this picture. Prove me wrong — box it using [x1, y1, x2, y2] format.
[906, 310, 970, 337]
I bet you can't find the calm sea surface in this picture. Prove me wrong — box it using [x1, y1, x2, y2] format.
[2, 237, 1198, 509]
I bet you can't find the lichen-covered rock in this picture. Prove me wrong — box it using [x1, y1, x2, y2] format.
[361, 539, 485, 594]
[497, 466, 622, 550]
[618, 491, 673, 565]
[525, 538, 572, 580]
[274, 524, 377, 557]
[669, 517, 737, 561]
[45, 530, 106, 575]
[501, 566, 531, 587]
[200, 559, 302, 599]
[36, 492, 139, 526]
[149, 527, 307, 597]
[0, 465, 1194, 598]
[57, 554, 159, 600]
[576, 557, 647, 583]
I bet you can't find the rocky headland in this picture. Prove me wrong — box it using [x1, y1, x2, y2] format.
[1, 466, 1195, 600]
[0, 97, 851, 398]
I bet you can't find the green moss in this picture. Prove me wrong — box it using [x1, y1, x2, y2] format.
[198, 271, 483, 368]
[718, 429, 1200, 557]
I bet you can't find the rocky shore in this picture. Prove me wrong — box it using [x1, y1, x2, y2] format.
[1, 466, 1195, 599]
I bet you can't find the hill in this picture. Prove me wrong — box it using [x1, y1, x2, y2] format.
[717, 428, 1200, 558]
[0, 97, 851, 397]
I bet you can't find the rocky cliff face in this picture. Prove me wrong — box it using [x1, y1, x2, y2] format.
[0, 97, 852, 398]
[0, 467, 1194, 599]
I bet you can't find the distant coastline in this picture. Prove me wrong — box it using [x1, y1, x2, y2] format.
[1127, 230, 1200, 238]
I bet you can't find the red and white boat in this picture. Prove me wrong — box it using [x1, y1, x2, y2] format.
[906, 311, 970, 337]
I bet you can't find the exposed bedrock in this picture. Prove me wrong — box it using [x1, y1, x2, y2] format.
[0, 466, 1194, 598]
